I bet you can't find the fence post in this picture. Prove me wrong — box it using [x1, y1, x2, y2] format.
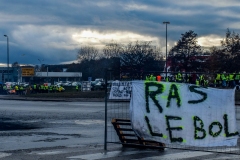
[104, 68, 108, 150]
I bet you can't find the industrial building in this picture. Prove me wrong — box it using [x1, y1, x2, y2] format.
[0, 66, 82, 84]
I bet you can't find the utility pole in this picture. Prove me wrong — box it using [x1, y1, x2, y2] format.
[4, 35, 9, 82]
[163, 22, 170, 79]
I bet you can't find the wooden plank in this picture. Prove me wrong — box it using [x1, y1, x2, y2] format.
[111, 118, 165, 150]
[112, 122, 132, 125]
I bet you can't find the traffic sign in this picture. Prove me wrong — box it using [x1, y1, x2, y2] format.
[22, 68, 35, 76]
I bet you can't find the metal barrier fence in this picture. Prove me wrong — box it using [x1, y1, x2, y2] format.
[104, 70, 240, 155]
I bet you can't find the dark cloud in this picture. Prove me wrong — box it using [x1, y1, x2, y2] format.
[0, 0, 240, 65]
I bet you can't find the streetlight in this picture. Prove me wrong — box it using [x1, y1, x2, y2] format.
[38, 59, 44, 71]
[163, 21, 170, 80]
[38, 59, 44, 83]
[4, 35, 9, 82]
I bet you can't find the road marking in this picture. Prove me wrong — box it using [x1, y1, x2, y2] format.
[0, 140, 17, 143]
[30, 151, 67, 155]
[74, 120, 104, 125]
[207, 147, 240, 153]
[133, 148, 240, 160]
[132, 151, 213, 160]
[0, 152, 11, 158]
[67, 148, 240, 159]
[205, 155, 240, 160]
[67, 150, 152, 159]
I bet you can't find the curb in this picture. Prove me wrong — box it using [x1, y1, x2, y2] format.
[1, 95, 240, 104]
[0, 95, 105, 102]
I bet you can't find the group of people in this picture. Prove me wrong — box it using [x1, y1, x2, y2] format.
[31, 84, 65, 94]
[0, 83, 65, 95]
[214, 72, 239, 88]
[146, 71, 240, 88]
[0, 84, 27, 95]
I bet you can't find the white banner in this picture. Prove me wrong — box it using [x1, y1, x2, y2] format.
[109, 81, 132, 99]
[130, 81, 239, 147]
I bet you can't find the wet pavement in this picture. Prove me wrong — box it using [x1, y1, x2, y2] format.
[0, 94, 104, 102]
[0, 96, 240, 159]
[0, 100, 105, 156]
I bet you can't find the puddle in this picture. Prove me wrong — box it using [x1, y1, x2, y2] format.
[0, 121, 40, 131]
[33, 137, 68, 142]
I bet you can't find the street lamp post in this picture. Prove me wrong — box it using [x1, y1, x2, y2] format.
[4, 35, 9, 82]
[38, 59, 44, 83]
[38, 59, 44, 71]
[163, 21, 170, 80]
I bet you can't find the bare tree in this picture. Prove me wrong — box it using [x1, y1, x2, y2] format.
[169, 30, 202, 72]
[153, 46, 164, 60]
[221, 29, 240, 57]
[12, 62, 20, 68]
[206, 29, 240, 72]
[77, 46, 99, 62]
[102, 42, 123, 58]
[121, 41, 158, 67]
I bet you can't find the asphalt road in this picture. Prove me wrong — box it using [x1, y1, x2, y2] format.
[0, 99, 240, 159]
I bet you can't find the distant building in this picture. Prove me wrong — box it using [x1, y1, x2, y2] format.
[0, 67, 14, 82]
[0, 66, 82, 84]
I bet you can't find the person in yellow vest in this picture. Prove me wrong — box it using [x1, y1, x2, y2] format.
[229, 73, 235, 88]
[215, 73, 221, 87]
[151, 74, 156, 81]
[59, 86, 63, 92]
[55, 85, 59, 92]
[199, 74, 205, 86]
[29, 85, 32, 94]
[76, 85, 79, 92]
[53, 85, 57, 93]
[235, 72, 240, 85]
[38, 85, 41, 93]
[43, 84, 46, 93]
[33, 84, 37, 94]
[49, 85, 53, 93]
[15, 85, 19, 95]
[20, 85, 24, 95]
[176, 72, 183, 83]
[3, 85, 7, 94]
[40, 84, 44, 93]
[213, 79, 217, 87]
[45, 85, 49, 93]
[196, 79, 200, 86]
[145, 74, 150, 81]
[149, 74, 154, 81]
[221, 72, 227, 87]
[204, 79, 208, 87]
[226, 73, 229, 87]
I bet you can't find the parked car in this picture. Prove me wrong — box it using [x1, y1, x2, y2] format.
[62, 82, 72, 86]
[71, 81, 81, 86]
[91, 81, 104, 91]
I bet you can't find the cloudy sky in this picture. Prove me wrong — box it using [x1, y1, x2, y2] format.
[0, 0, 240, 66]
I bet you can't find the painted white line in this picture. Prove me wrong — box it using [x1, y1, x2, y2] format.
[0, 152, 11, 158]
[67, 150, 152, 159]
[205, 155, 240, 160]
[207, 147, 240, 153]
[0, 141, 17, 143]
[134, 148, 240, 160]
[29, 151, 67, 155]
[133, 151, 213, 160]
[74, 120, 104, 125]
